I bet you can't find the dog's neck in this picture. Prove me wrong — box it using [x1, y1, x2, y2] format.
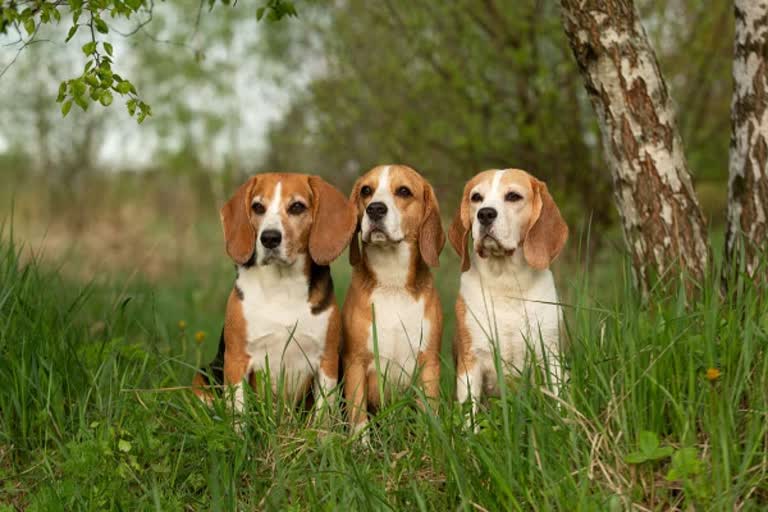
[470, 248, 547, 294]
[236, 253, 315, 300]
[361, 239, 425, 290]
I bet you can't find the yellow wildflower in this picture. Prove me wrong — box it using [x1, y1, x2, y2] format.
[706, 367, 721, 382]
[178, 320, 187, 330]
[195, 330, 207, 343]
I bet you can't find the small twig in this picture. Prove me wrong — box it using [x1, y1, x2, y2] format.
[190, 0, 205, 41]
[0, 22, 43, 80]
[87, 7, 101, 67]
[112, 0, 155, 37]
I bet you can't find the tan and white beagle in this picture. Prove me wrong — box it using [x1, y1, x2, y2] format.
[193, 173, 357, 414]
[342, 165, 445, 434]
[449, 169, 568, 422]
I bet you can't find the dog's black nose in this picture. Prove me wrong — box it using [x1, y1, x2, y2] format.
[366, 202, 388, 222]
[260, 229, 282, 249]
[477, 207, 498, 226]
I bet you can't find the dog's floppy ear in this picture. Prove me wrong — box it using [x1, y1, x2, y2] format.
[348, 179, 363, 266]
[220, 176, 257, 265]
[448, 180, 472, 272]
[308, 175, 357, 265]
[419, 182, 445, 267]
[523, 179, 568, 270]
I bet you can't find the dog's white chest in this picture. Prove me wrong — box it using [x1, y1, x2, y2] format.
[460, 265, 560, 371]
[237, 263, 329, 388]
[367, 287, 429, 385]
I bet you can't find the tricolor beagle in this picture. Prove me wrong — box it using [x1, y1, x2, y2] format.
[448, 169, 568, 422]
[193, 173, 357, 414]
[342, 165, 446, 434]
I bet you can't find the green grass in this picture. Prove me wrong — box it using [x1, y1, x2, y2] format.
[1, 230, 767, 511]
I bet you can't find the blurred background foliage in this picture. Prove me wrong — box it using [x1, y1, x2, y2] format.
[0, 0, 732, 279]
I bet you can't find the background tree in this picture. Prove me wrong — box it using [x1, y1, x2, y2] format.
[726, 0, 768, 281]
[259, 0, 615, 239]
[1, 0, 742, 287]
[560, 0, 710, 294]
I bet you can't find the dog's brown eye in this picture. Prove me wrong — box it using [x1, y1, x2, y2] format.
[471, 192, 483, 203]
[505, 191, 523, 202]
[252, 202, 266, 214]
[360, 185, 373, 197]
[288, 201, 307, 215]
[395, 186, 412, 198]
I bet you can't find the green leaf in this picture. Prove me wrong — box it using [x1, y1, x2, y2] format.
[85, 73, 99, 87]
[648, 446, 674, 460]
[94, 17, 108, 34]
[666, 447, 703, 481]
[256, 7, 266, 20]
[72, 79, 87, 98]
[57, 82, 67, 102]
[82, 41, 97, 55]
[97, 65, 113, 80]
[137, 102, 151, 123]
[74, 95, 89, 111]
[23, 18, 35, 35]
[638, 431, 659, 455]
[117, 439, 132, 453]
[115, 80, 132, 94]
[99, 91, 113, 106]
[103, 42, 113, 57]
[624, 452, 649, 465]
[127, 98, 137, 116]
[61, 100, 73, 117]
[126, 0, 143, 10]
[66, 25, 79, 42]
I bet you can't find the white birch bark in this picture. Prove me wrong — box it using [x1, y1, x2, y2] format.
[726, 0, 768, 280]
[559, 0, 710, 294]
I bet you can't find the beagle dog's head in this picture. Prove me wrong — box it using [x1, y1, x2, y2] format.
[220, 173, 357, 267]
[349, 164, 445, 267]
[449, 169, 568, 272]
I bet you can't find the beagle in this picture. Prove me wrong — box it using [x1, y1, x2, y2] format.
[342, 165, 446, 434]
[448, 169, 568, 421]
[193, 173, 357, 415]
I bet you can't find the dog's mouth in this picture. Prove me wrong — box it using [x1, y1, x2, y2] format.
[477, 235, 516, 258]
[363, 226, 402, 245]
[258, 249, 292, 266]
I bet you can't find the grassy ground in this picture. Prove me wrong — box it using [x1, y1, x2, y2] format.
[1, 222, 767, 511]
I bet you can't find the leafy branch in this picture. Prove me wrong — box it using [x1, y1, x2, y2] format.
[0, 0, 302, 123]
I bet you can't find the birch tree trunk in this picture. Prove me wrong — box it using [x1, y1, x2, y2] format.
[726, 0, 768, 281]
[560, 0, 710, 294]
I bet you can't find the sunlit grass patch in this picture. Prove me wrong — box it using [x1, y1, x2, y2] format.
[0, 230, 766, 510]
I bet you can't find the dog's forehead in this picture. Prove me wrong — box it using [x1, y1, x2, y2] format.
[252, 173, 311, 200]
[361, 165, 424, 192]
[386, 165, 423, 190]
[470, 169, 534, 194]
[499, 169, 534, 191]
[358, 166, 385, 188]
